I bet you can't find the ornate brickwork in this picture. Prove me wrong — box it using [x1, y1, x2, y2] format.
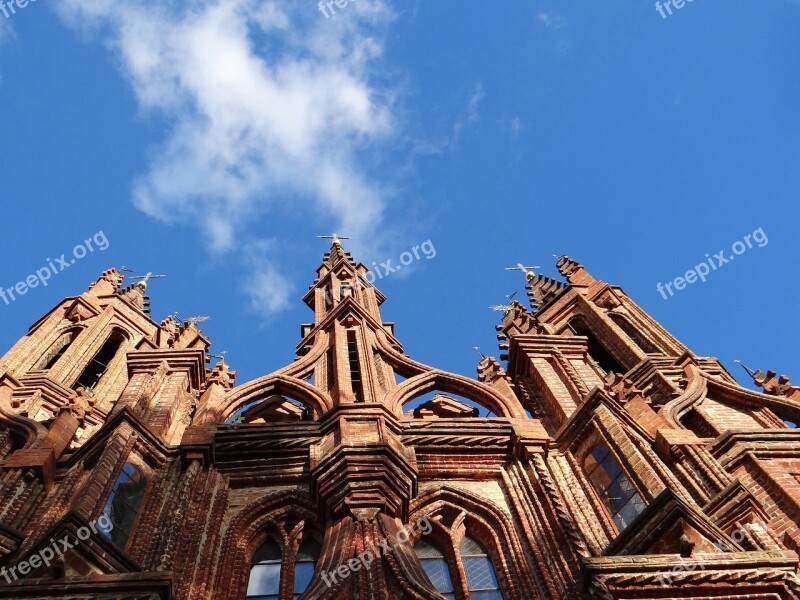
[1, 247, 799, 599]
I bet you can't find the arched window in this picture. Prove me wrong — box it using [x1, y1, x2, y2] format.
[38, 330, 79, 371]
[246, 538, 282, 600]
[293, 539, 320, 598]
[245, 536, 320, 600]
[609, 314, 661, 355]
[414, 535, 502, 599]
[415, 538, 455, 599]
[570, 319, 624, 375]
[100, 462, 147, 548]
[460, 536, 502, 599]
[584, 444, 646, 531]
[73, 332, 125, 390]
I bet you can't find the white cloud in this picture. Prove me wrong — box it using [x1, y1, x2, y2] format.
[54, 0, 396, 313]
[242, 239, 293, 318]
[451, 80, 485, 143]
[0, 17, 15, 44]
[467, 80, 484, 124]
[537, 12, 567, 29]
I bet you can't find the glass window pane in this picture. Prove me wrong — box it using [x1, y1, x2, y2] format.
[100, 463, 146, 548]
[459, 536, 486, 557]
[600, 454, 622, 481]
[585, 444, 646, 532]
[613, 492, 646, 530]
[471, 592, 504, 600]
[292, 562, 315, 595]
[415, 538, 456, 596]
[607, 474, 636, 512]
[292, 538, 319, 596]
[463, 556, 500, 591]
[246, 564, 281, 596]
[415, 539, 444, 558]
[420, 558, 454, 593]
[460, 537, 503, 597]
[253, 540, 282, 563]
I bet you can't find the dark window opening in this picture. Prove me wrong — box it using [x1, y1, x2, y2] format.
[571, 322, 625, 375]
[73, 333, 124, 391]
[609, 314, 661, 355]
[584, 443, 646, 531]
[293, 539, 320, 598]
[246, 538, 282, 600]
[326, 348, 335, 391]
[39, 331, 78, 370]
[100, 462, 146, 548]
[347, 330, 364, 402]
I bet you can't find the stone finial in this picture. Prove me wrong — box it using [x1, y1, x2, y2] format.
[160, 315, 180, 348]
[87, 268, 125, 296]
[526, 274, 565, 312]
[738, 362, 800, 400]
[501, 300, 538, 334]
[207, 360, 236, 391]
[555, 256, 596, 286]
[477, 356, 508, 384]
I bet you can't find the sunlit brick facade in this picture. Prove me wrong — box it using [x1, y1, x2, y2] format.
[1, 242, 800, 599]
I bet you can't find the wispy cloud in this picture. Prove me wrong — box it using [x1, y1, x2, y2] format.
[54, 0, 397, 314]
[242, 239, 293, 318]
[0, 17, 15, 45]
[451, 79, 485, 142]
[467, 80, 484, 124]
[536, 12, 567, 29]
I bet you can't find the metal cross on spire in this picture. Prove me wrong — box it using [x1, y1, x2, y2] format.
[173, 312, 211, 325]
[317, 233, 351, 247]
[489, 291, 520, 313]
[130, 272, 166, 290]
[489, 304, 514, 313]
[209, 351, 228, 365]
[505, 263, 541, 284]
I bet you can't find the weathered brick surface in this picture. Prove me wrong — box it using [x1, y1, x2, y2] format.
[0, 254, 799, 599]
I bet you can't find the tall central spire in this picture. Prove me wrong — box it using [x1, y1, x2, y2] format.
[302, 238, 387, 326]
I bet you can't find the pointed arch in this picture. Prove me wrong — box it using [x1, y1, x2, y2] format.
[387, 371, 526, 419]
[409, 485, 541, 599]
[33, 326, 85, 371]
[71, 328, 130, 392]
[0, 386, 48, 451]
[196, 375, 333, 425]
[608, 313, 662, 355]
[213, 490, 321, 600]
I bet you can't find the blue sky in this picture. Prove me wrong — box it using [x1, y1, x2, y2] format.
[0, 0, 798, 391]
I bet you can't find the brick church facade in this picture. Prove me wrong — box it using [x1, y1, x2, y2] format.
[1, 239, 800, 599]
